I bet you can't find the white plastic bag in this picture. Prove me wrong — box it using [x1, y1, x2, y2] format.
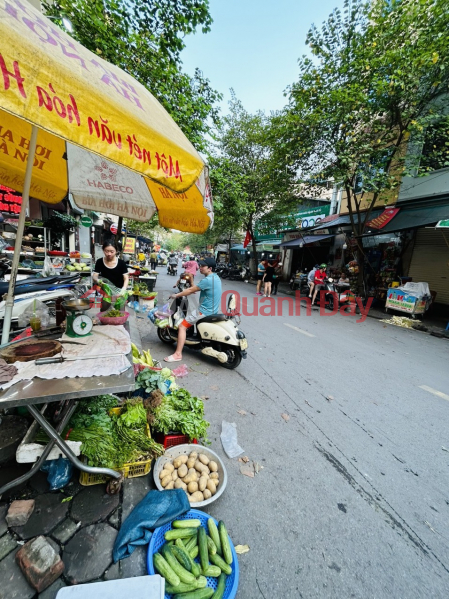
[220, 421, 245, 459]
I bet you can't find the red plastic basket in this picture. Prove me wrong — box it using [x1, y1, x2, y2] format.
[154, 432, 198, 449]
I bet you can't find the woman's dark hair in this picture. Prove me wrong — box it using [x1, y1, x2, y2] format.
[102, 240, 117, 251]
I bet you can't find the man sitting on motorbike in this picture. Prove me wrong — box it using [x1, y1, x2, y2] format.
[167, 253, 178, 274]
[308, 264, 319, 297]
[311, 264, 327, 305]
[164, 258, 222, 363]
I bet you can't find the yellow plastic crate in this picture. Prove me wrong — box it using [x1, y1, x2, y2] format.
[79, 407, 153, 486]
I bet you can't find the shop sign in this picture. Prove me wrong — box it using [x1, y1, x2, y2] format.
[110, 223, 118, 235]
[80, 215, 93, 227]
[367, 207, 400, 229]
[436, 219, 449, 228]
[123, 237, 136, 253]
[0, 185, 22, 214]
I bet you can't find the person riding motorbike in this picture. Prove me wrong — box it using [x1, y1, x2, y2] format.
[311, 264, 327, 305]
[308, 264, 320, 298]
[167, 253, 178, 275]
[174, 271, 194, 291]
[164, 257, 221, 363]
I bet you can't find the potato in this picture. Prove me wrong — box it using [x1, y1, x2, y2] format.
[187, 457, 196, 469]
[174, 479, 187, 490]
[173, 457, 184, 469]
[171, 471, 178, 481]
[187, 481, 199, 493]
[159, 468, 171, 480]
[206, 479, 217, 495]
[177, 464, 188, 478]
[210, 472, 219, 480]
[194, 460, 209, 474]
[164, 462, 174, 473]
[165, 481, 174, 490]
[198, 476, 208, 492]
[209, 461, 218, 472]
[189, 451, 198, 460]
[183, 472, 197, 484]
[161, 475, 172, 488]
[198, 454, 210, 466]
[203, 488, 212, 500]
[189, 491, 204, 503]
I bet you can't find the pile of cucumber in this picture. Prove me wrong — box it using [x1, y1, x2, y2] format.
[153, 517, 234, 599]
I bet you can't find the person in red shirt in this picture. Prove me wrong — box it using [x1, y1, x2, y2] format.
[312, 264, 327, 305]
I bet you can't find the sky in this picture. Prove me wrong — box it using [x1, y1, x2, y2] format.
[181, 0, 343, 115]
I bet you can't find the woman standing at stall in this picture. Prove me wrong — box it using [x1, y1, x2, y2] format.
[93, 241, 129, 293]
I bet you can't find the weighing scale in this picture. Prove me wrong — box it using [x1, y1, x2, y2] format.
[62, 299, 93, 338]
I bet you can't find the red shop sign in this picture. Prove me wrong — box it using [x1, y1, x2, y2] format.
[0, 185, 23, 214]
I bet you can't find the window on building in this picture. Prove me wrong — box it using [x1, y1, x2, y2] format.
[419, 121, 449, 172]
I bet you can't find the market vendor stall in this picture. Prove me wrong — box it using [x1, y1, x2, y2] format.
[0, 310, 137, 497]
[385, 282, 432, 318]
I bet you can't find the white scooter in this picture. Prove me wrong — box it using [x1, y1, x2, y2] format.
[156, 294, 248, 369]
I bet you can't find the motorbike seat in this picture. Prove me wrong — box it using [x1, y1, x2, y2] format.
[196, 313, 227, 325]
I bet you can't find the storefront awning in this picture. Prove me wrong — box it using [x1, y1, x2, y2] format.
[313, 210, 382, 231]
[364, 203, 449, 235]
[280, 234, 335, 248]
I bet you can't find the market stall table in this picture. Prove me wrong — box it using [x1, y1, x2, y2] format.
[0, 316, 136, 497]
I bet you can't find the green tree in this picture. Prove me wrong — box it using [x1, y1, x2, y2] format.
[209, 94, 298, 271]
[277, 0, 449, 292]
[44, 0, 221, 151]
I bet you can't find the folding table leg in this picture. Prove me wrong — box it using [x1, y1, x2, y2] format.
[0, 401, 77, 498]
[26, 404, 122, 482]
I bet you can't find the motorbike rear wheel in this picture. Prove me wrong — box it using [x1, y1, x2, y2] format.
[157, 327, 175, 344]
[212, 343, 242, 369]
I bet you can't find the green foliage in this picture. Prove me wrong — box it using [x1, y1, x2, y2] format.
[276, 0, 449, 289]
[43, 212, 79, 234]
[208, 93, 298, 267]
[43, 0, 221, 152]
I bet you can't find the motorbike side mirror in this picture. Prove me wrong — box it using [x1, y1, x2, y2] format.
[227, 294, 237, 311]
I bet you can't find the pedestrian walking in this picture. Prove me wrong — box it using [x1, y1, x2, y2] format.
[256, 260, 266, 295]
[272, 261, 283, 295]
[150, 250, 158, 270]
[263, 261, 275, 297]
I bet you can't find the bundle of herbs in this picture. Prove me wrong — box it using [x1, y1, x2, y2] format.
[150, 388, 210, 443]
[36, 395, 163, 468]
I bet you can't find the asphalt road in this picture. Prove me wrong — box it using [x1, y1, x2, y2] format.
[138, 267, 449, 599]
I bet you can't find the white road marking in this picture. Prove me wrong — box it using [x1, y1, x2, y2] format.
[419, 385, 449, 402]
[283, 323, 315, 337]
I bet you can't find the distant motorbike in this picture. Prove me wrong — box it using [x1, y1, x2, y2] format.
[167, 263, 177, 276]
[219, 264, 249, 281]
[314, 278, 353, 311]
[289, 271, 309, 293]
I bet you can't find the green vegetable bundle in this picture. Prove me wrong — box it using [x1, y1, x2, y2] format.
[152, 389, 210, 443]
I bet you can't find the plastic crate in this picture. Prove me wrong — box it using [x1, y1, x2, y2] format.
[153, 432, 198, 449]
[147, 509, 239, 599]
[79, 408, 153, 486]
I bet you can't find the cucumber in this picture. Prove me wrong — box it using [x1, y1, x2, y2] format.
[173, 589, 214, 599]
[165, 577, 207, 594]
[153, 552, 180, 587]
[174, 540, 201, 578]
[161, 544, 196, 584]
[211, 573, 227, 599]
[172, 544, 193, 571]
[173, 519, 201, 529]
[206, 535, 217, 556]
[207, 519, 222, 556]
[202, 565, 221, 577]
[189, 545, 199, 559]
[198, 526, 209, 574]
[218, 521, 233, 565]
[209, 553, 232, 576]
[185, 535, 198, 552]
[165, 528, 198, 541]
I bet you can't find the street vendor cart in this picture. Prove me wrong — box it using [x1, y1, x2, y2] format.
[385, 282, 432, 318]
[0, 311, 137, 497]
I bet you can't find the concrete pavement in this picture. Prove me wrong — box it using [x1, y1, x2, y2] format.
[138, 269, 449, 598]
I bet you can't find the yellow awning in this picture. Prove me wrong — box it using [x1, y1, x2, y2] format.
[0, 0, 204, 194]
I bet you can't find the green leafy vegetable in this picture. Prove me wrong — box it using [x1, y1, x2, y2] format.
[151, 389, 210, 443]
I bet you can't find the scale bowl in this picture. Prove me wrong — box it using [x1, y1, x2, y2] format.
[62, 298, 91, 312]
